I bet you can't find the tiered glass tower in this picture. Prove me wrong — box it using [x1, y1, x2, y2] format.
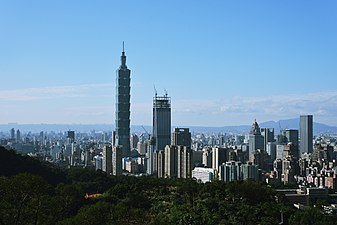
[115, 43, 131, 157]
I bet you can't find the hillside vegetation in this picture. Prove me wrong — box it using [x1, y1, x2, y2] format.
[0, 146, 336, 225]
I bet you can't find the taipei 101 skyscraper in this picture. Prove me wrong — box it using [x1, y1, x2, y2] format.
[114, 42, 131, 157]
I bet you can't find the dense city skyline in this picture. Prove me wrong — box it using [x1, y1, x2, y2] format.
[1, 1, 337, 126]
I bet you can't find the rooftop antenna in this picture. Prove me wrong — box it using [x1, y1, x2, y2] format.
[122, 41, 125, 52]
[278, 121, 285, 134]
[154, 85, 157, 97]
[164, 88, 168, 97]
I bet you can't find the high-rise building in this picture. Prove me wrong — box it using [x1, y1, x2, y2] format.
[282, 158, 296, 184]
[10, 128, 15, 140]
[261, 128, 274, 150]
[112, 146, 123, 175]
[153, 93, 171, 151]
[162, 128, 192, 179]
[39, 131, 44, 146]
[177, 145, 193, 178]
[285, 129, 299, 158]
[202, 148, 212, 168]
[156, 150, 165, 178]
[249, 120, 264, 162]
[172, 128, 191, 147]
[276, 144, 284, 160]
[115, 43, 131, 157]
[137, 141, 147, 155]
[241, 162, 259, 181]
[130, 134, 139, 149]
[94, 154, 103, 171]
[103, 145, 112, 174]
[219, 161, 242, 182]
[16, 129, 21, 143]
[300, 115, 313, 154]
[266, 142, 276, 161]
[164, 145, 178, 178]
[212, 147, 228, 171]
[67, 131, 75, 144]
[146, 137, 156, 175]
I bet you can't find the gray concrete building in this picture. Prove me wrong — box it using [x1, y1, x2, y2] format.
[300, 115, 313, 154]
[219, 161, 242, 182]
[103, 145, 112, 174]
[249, 120, 264, 162]
[172, 128, 191, 147]
[261, 128, 274, 150]
[153, 93, 171, 152]
[112, 146, 122, 175]
[285, 129, 299, 158]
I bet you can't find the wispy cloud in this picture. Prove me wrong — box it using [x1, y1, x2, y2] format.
[2, 85, 337, 126]
[219, 91, 337, 117]
[171, 91, 337, 125]
[0, 83, 114, 101]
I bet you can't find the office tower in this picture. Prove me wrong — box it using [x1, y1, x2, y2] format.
[50, 144, 61, 161]
[285, 129, 299, 146]
[219, 161, 242, 182]
[285, 129, 299, 158]
[112, 146, 123, 175]
[212, 147, 228, 171]
[266, 142, 276, 161]
[273, 159, 283, 180]
[311, 144, 334, 162]
[146, 137, 156, 175]
[164, 145, 178, 177]
[112, 131, 116, 146]
[137, 141, 147, 155]
[70, 143, 81, 166]
[241, 162, 259, 181]
[115, 43, 131, 157]
[177, 145, 193, 178]
[252, 149, 269, 170]
[283, 143, 298, 159]
[164, 145, 193, 178]
[94, 154, 103, 171]
[202, 148, 212, 167]
[261, 128, 274, 150]
[16, 129, 21, 143]
[282, 158, 295, 184]
[10, 128, 15, 140]
[300, 115, 313, 154]
[249, 120, 264, 162]
[39, 131, 44, 146]
[67, 131, 75, 144]
[84, 150, 91, 167]
[277, 130, 287, 145]
[130, 134, 139, 149]
[156, 150, 165, 178]
[171, 128, 191, 147]
[276, 145, 284, 160]
[153, 92, 171, 151]
[192, 150, 203, 167]
[103, 145, 112, 174]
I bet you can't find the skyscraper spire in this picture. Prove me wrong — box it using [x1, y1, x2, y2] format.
[120, 42, 127, 69]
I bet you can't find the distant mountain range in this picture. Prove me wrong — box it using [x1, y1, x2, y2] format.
[188, 118, 337, 135]
[1, 118, 337, 135]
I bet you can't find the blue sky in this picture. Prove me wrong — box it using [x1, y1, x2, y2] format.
[0, 1, 337, 126]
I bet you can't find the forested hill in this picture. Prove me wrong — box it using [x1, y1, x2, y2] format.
[0, 146, 65, 184]
[1, 146, 337, 225]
